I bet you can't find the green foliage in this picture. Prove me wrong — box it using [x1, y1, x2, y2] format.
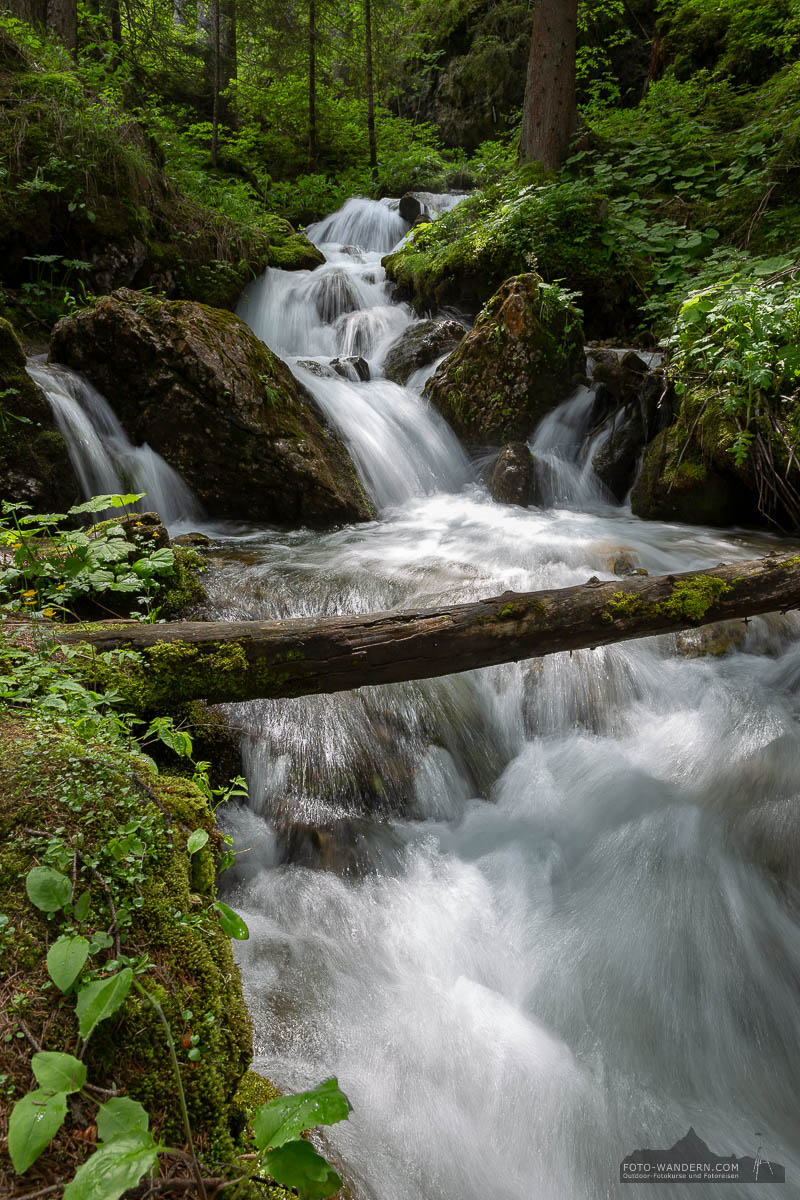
[667, 277, 800, 464]
[0, 495, 178, 620]
[25, 864, 71, 911]
[213, 900, 250, 940]
[8, 1087, 68, 1174]
[252, 1078, 352, 1199]
[46, 934, 91, 991]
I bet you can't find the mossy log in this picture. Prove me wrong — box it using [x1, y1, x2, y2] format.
[54, 553, 800, 706]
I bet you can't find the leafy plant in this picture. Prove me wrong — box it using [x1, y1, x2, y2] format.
[0, 494, 177, 619]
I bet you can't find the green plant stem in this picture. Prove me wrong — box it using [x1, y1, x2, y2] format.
[134, 980, 208, 1200]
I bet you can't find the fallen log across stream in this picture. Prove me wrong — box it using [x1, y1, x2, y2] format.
[55, 552, 800, 707]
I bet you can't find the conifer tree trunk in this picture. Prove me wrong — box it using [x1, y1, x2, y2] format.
[308, 0, 317, 170]
[46, 0, 77, 50]
[364, 0, 377, 173]
[519, 0, 577, 170]
[108, 0, 122, 45]
[211, 0, 221, 166]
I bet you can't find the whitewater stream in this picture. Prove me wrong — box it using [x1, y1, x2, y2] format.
[34, 196, 800, 1197]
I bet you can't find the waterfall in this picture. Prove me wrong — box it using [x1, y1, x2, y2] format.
[306, 196, 408, 252]
[27, 358, 203, 530]
[215, 194, 800, 1199]
[238, 199, 472, 509]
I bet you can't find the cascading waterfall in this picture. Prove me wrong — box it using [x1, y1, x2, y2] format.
[26, 358, 202, 530]
[209, 195, 800, 1198]
[237, 196, 471, 510]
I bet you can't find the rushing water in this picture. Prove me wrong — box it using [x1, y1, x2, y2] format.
[32, 195, 800, 1195]
[226, 198, 800, 1197]
[26, 357, 203, 531]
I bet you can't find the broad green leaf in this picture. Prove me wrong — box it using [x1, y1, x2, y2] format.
[26, 866, 71, 913]
[62, 1135, 158, 1200]
[75, 968, 133, 1039]
[8, 1088, 68, 1174]
[31, 1052, 86, 1093]
[96, 1097, 149, 1144]
[47, 935, 90, 992]
[73, 890, 91, 922]
[69, 494, 144, 514]
[212, 900, 249, 940]
[263, 1139, 342, 1200]
[252, 1078, 352, 1151]
[187, 829, 209, 856]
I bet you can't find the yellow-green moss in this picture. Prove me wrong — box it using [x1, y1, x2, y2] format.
[657, 574, 734, 622]
[0, 710, 255, 1182]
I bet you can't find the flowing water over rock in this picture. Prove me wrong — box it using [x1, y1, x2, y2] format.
[26, 357, 203, 530]
[30, 195, 800, 1196]
[220, 198, 800, 1197]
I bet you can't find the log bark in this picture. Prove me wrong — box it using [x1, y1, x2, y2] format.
[54, 553, 800, 706]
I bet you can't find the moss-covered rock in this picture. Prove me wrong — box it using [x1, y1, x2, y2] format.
[0, 711, 255, 1184]
[0, 317, 78, 510]
[0, 30, 268, 322]
[264, 214, 326, 272]
[630, 385, 763, 526]
[425, 273, 585, 446]
[50, 291, 373, 526]
[383, 174, 634, 335]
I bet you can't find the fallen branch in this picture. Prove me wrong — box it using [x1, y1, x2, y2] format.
[55, 553, 800, 706]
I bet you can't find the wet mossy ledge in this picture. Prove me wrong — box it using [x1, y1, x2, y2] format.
[0, 317, 77, 513]
[50, 290, 374, 527]
[0, 709, 291, 1197]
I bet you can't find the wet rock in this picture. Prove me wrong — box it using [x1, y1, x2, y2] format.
[609, 551, 639, 576]
[50, 291, 373, 526]
[675, 621, 747, 658]
[399, 193, 423, 224]
[312, 269, 361, 322]
[426, 273, 584, 446]
[592, 412, 646, 501]
[172, 531, 212, 547]
[0, 319, 77, 511]
[297, 359, 337, 378]
[264, 214, 325, 272]
[383, 318, 465, 385]
[114, 510, 170, 549]
[331, 356, 370, 382]
[487, 442, 535, 507]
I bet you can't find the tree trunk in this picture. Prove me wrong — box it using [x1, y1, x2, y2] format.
[211, 0, 221, 166]
[308, 0, 317, 170]
[57, 554, 800, 707]
[364, 0, 377, 173]
[519, 0, 577, 170]
[5, 0, 48, 26]
[108, 0, 122, 46]
[46, 0, 77, 50]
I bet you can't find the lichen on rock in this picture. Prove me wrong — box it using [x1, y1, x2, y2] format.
[425, 273, 585, 446]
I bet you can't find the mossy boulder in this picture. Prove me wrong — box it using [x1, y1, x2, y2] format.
[383, 174, 634, 336]
[630, 385, 763, 526]
[264, 214, 325, 272]
[0, 317, 78, 510]
[50, 291, 373, 526]
[425, 273, 585, 446]
[0, 30, 268, 323]
[0, 712, 255, 1183]
[383, 318, 465, 385]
